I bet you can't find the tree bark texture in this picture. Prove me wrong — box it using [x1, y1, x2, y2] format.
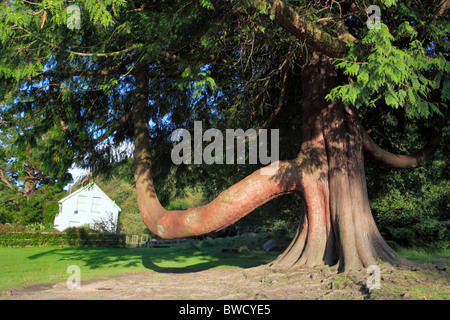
[271, 52, 410, 272]
[132, 51, 435, 272]
[133, 69, 300, 239]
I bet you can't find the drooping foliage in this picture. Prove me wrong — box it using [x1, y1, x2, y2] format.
[0, 1, 448, 251]
[327, 0, 449, 119]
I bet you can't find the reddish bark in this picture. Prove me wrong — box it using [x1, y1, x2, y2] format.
[361, 128, 440, 169]
[132, 52, 426, 272]
[133, 69, 301, 239]
[273, 52, 410, 271]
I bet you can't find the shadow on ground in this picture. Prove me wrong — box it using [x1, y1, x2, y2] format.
[7, 247, 449, 300]
[26, 246, 278, 273]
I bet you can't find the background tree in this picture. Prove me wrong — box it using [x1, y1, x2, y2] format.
[0, 112, 67, 224]
[0, 0, 448, 272]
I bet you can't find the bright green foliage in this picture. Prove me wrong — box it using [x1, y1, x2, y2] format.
[327, 1, 449, 119]
[199, 0, 215, 10]
[0, 0, 123, 80]
[0, 0, 448, 248]
[371, 178, 449, 250]
[0, 182, 65, 225]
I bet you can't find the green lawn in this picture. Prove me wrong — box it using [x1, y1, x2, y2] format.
[0, 245, 448, 293]
[397, 248, 450, 266]
[0, 246, 279, 292]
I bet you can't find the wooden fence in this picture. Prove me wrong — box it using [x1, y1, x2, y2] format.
[125, 234, 189, 248]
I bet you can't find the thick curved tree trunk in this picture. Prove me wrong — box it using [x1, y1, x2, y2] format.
[132, 52, 419, 272]
[272, 52, 410, 272]
[133, 69, 302, 239]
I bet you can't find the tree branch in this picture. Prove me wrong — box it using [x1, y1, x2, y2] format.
[251, 0, 356, 58]
[137, 160, 301, 239]
[259, 60, 290, 130]
[37, 67, 129, 78]
[65, 45, 137, 58]
[11, 23, 137, 59]
[242, 60, 290, 144]
[0, 168, 17, 191]
[132, 68, 301, 238]
[431, 0, 450, 22]
[91, 111, 133, 145]
[59, 111, 132, 147]
[361, 128, 441, 169]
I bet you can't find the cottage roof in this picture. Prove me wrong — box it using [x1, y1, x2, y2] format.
[59, 182, 121, 211]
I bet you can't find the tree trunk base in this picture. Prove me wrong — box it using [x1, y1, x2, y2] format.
[132, 51, 421, 275]
[266, 51, 413, 273]
[268, 184, 413, 273]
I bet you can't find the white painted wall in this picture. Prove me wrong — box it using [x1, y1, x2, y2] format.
[54, 183, 121, 233]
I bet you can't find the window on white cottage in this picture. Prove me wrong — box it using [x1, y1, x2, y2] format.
[91, 196, 102, 213]
[76, 195, 89, 213]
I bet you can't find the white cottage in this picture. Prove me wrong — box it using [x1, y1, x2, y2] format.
[54, 182, 121, 232]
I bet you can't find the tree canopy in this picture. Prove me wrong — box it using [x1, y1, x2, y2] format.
[0, 0, 448, 269]
[1, 1, 448, 165]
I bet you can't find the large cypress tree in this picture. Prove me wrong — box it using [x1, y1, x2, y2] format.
[0, 0, 448, 272]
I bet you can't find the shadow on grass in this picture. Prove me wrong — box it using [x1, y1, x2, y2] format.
[26, 247, 278, 273]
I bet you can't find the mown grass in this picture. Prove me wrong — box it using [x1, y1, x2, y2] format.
[0, 235, 279, 292]
[0, 236, 448, 294]
[397, 247, 450, 267]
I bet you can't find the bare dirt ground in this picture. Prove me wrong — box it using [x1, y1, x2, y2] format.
[3, 262, 449, 300]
